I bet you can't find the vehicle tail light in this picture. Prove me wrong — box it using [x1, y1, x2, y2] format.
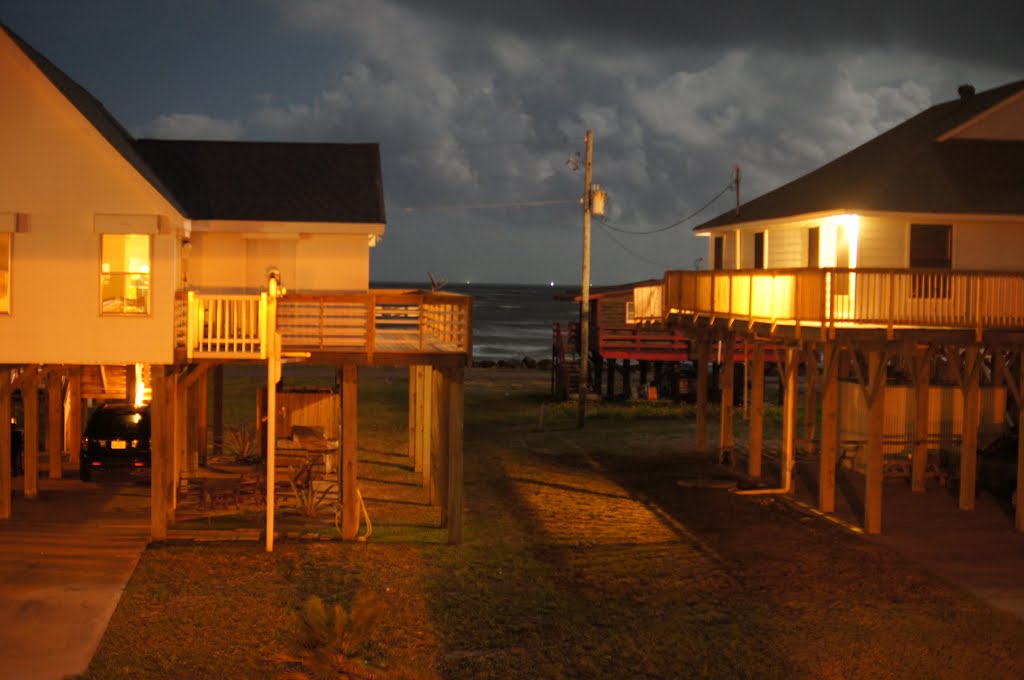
[91, 461, 102, 467]
[134, 461, 145, 467]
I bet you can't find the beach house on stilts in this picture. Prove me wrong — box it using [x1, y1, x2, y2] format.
[633, 80, 1024, 535]
[0, 23, 471, 549]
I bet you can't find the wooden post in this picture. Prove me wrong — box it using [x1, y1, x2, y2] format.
[341, 364, 359, 540]
[0, 378, 11, 519]
[818, 344, 839, 512]
[749, 342, 765, 478]
[959, 346, 981, 511]
[420, 366, 433, 492]
[803, 346, 818, 451]
[125, 364, 137, 405]
[23, 370, 39, 499]
[622, 359, 632, 399]
[196, 369, 209, 467]
[212, 364, 224, 458]
[695, 336, 710, 453]
[606, 359, 616, 400]
[911, 349, 931, 493]
[431, 367, 449, 516]
[781, 348, 798, 493]
[66, 367, 82, 467]
[719, 333, 735, 463]
[174, 372, 188, 506]
[150, 366, 168, 540]
[408, 365, 418, 465]
[265, 276, 280, 552]
[47, 371, 63, 479]
[447, 364, 465, 544]
[1017, 352, 1024, 531]
[865, 350, 886, 534]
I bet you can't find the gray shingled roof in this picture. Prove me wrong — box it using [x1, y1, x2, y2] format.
[134, 140, 385, 223]
[696, 80, 1024, 231]
[2, 23, 384, 224]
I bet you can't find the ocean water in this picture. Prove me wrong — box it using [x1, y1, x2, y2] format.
[377, 282, 578, 361]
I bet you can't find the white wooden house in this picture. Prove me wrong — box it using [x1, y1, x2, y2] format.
[0, 23, 471, 548]
[634, 80, 1024, 534]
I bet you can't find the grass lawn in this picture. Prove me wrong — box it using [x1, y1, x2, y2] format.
[82, 367, 1024, 679]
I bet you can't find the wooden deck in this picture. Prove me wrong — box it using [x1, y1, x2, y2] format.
[174, 289, 472, 363]
[634, 268, 1024, 340]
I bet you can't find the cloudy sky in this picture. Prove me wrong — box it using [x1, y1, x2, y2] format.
[4, 1, 1021, 285]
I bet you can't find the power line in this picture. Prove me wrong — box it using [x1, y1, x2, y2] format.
[599, 173, 735, 235]
[402, 198, 575, 213]
[594, 221, 675, 270]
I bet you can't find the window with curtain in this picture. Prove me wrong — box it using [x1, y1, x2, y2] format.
[101, 234, 151, 314]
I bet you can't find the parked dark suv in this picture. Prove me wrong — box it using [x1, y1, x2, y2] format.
[79, 403, 152, 481]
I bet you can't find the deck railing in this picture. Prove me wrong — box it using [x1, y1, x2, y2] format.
[639, 269, 1024, 338]
[176, 289, 472, 359]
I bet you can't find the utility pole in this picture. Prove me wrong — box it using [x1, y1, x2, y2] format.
[577, 130, 594, 428]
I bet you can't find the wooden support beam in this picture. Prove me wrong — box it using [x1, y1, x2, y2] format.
[749, 342, 765, 478]
[433, 368, 450, 524]
[781, 348, 798, 493]
[196, 368, 209, 467]
[341, 364, 359, 540]
[150, 367, 169, 540]
[447, 364, 465, 545]
[47, 371, 63, 479]
[864, 350, 886, 534]
[0, 377, 11, 519]
[408, 365, 417, 465]
[819, 344, 839, 513]
[125, 364, 137, 404]
[719, 333, 735, 463]
[606, 359, 616, 400]
[23, 369, 39, 499]
[212, 364, 224, 457]
[911, 348, 931, 493]
[695, 337, 710, 453]
[174, 371, 188, 506]
[622, 359, 632, 399]
[959, 346, 981, 511]
[803, 345, 818, 450]
[66, 367, 82, 467]
[167, 371, 180, 521]
[1017, 351, 1024, 532]
[419, 366, 433, 491]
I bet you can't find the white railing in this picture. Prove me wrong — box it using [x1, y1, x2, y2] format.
[176, 290, 472, 359]
[642, 269, 1024, 338]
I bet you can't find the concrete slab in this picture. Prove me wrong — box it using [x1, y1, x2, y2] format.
[0, 473, 150, 680]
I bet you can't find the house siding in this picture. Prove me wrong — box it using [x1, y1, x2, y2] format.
[189, 233, 370, 293]
[0, 33, 182, 365]
[766, 225, 803, 268]
[855, 215, 904, 268]
[954, 220, 1024, 270]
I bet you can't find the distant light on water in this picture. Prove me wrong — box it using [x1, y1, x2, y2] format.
[549, 281, 554, 287]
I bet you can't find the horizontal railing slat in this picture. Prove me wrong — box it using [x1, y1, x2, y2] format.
[638, 268, 1024, 334]
[175, 289, 472, 358]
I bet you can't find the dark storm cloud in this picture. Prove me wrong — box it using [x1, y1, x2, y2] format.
[389, 1, 1024, 69]
[4, 0, 1020, 283]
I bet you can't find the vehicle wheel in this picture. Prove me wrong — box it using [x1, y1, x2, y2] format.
[79, 465, 91, 482]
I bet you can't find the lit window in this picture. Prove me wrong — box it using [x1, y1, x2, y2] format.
[0, 234, 10, 314]
[101, 234, 151, 314]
